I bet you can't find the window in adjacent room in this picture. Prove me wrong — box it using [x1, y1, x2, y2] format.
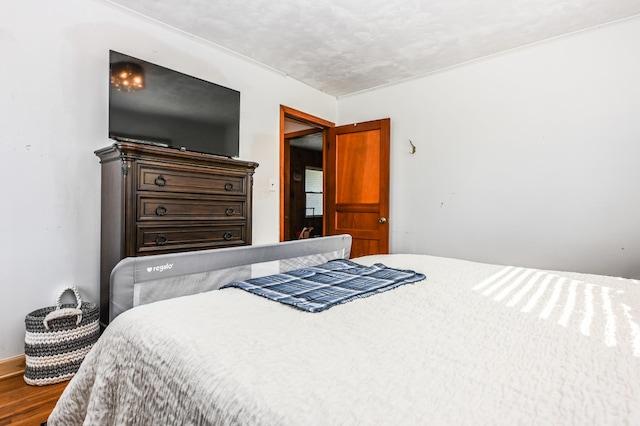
[305, 167, 323, 217]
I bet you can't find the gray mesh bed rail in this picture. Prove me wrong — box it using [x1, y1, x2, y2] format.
[109, 234, 352, 323]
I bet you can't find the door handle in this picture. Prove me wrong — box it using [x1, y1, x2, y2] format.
[379, 217, 387, 224]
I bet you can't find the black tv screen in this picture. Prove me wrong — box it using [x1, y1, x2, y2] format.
[109, 50, 240, 158]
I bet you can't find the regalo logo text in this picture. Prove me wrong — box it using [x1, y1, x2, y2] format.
[147, 263, 173, 273]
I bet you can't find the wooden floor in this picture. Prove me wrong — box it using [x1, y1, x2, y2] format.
[0, 374, 67, 426]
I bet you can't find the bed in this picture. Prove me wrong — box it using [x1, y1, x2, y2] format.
[49, 235, 640, 425]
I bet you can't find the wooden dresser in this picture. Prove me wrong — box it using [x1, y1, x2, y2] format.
[95, 142, 258, 326]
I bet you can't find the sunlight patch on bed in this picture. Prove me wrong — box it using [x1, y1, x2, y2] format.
[473, 266, 640, 357]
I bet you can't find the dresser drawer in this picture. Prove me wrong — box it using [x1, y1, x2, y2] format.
[138, 164, 247, 196]
[136, 223, 247, 254]
[138, 194, 246, 221]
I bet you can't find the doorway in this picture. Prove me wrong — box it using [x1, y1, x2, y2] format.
[280, 106, 334, 242]
[280, 106, 391, 257]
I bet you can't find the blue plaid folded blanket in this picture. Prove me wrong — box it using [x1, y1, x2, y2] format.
[220, 259, 426, 312]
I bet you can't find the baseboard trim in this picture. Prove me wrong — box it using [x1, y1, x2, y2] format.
[0, 354, 26, 380]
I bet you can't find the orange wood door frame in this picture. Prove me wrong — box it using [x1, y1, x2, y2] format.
[279, 106, 334, 242]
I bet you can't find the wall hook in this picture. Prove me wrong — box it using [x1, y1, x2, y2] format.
[409, 140, 416, 154]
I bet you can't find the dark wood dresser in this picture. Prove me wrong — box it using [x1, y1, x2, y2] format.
[95, 142, 258, 326]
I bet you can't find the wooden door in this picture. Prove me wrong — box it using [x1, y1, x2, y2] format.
[325, 118, 390, 258]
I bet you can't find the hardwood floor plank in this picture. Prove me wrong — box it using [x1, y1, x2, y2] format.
[0, 356, 26, 381]
[0, 375, 67, 426]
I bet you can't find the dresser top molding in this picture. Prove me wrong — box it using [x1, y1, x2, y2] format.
[95, 142, 259, 173]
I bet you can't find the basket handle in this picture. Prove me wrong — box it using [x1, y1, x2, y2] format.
[42, 287, 84, 330]
[56, 286, 83, 310]
[43, 308, 83, 330]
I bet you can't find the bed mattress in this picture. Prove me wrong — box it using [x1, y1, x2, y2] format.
[48, 254, 640, 425]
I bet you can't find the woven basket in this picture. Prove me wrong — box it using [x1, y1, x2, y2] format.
[24, 286, 100, 386]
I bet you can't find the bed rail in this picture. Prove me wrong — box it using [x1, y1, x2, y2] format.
[108, 234, 352, 325]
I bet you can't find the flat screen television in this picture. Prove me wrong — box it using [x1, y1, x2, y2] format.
[109, 50, 240, 158]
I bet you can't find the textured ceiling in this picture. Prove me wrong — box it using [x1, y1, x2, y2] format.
[107, 0, 640, 97]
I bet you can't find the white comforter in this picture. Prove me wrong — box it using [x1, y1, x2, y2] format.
[49, 254, 640, 425]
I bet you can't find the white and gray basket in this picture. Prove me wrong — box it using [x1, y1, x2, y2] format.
[24, 286, 100, 386]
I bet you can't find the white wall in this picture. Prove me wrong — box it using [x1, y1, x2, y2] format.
[338, 16, 640, 280]
[0, 0, 336, 360]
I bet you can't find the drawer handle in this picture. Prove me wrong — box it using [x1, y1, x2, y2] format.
[225, 207, 235, 216]
[224, 182, 234, 191]
[223, 232, 233, 241]
[155, 234, 168, 245]
[154, 175, 167, 187]
[155, 205, 167, 216]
